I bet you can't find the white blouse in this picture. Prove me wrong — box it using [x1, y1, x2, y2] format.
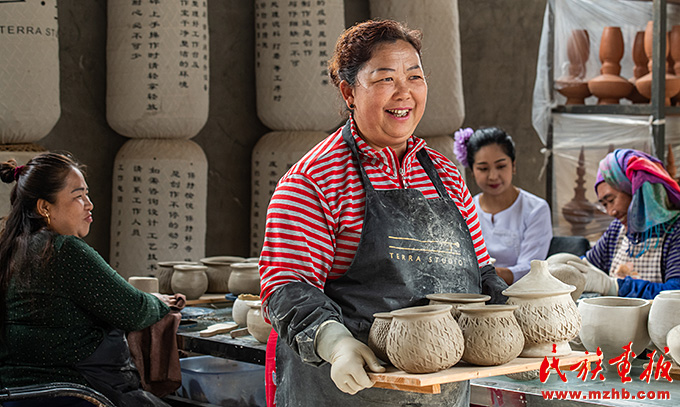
[473, 189, 552, 281]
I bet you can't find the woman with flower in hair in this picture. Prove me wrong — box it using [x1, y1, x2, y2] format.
[563, 149, 680, 299]
[454, 127, 552, 285]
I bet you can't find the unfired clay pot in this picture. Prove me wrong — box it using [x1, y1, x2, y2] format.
[578, 296, 651, 361]
[246, 300, 272, 344]
[503, 260, 581, 357]
[128, 276, 159, 293]
[157, 261, 200, 294]
[367, 312, 393, 363]
[386, 305, 464, 374]
[171, 264, 208, 300]
[233, 294, 260, 326]
[457, 304, 524, 366]
[648, 291, 680, 352]
[426, 293, 490, 320]
[666, 324, 680, 365]
[228, 262, 261, 295]
[200, 256, 245, 293]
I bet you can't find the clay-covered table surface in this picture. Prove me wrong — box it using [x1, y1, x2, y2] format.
[176, 304, 267, 365]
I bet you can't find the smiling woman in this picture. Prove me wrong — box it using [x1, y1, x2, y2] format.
[0, 152, 182, 406]
[258, 19, 508, 407]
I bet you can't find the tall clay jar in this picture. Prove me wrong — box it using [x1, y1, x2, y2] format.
[502, 260, 581, 357]
[228, 262, 261, 295]
[367, 312, 393, 364]
[157, 261, 200, 294]
[457, 304, 524, 366]
[246, 300, 272, 344]
[171, 264, 209, 300]
[385, 305, 464, 374]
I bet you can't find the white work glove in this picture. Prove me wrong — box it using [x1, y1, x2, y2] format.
[566, 259, 619, 296]
[315, 321, 385, 394]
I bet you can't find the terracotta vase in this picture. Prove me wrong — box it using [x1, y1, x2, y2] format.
[628, 31, 650, 104]
[246, 300, 272, 344]
[171, 264, 209, 300]
[578, 297, 651, 362]
[385, 305, 464, 374]
[667, 324, 680, 365]
[367, 312, 393, 364]
[502, 260, 581, 357]
[648, 291, 680, 352]
[457, 304, 524, 366]
[200, 256, 246, 293]
[556, 29, 591, 104]
[233, 293, 260, 326]
[426, 293, 491, 320]
[157, 260, 200, 294]
[128, 276, 159, 293]
[228, 262, 261, 295]
[636, 21, 680, 105]
[588, 26, 633, 104]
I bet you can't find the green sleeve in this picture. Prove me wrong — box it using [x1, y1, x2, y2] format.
[53, 235, 170, 331]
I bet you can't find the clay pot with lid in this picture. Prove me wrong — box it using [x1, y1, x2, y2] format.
[385, 305, 464, 374]
[426, 293, 490, 320]
[502, 260, 581, 357]
[367, 312, 393, 364]
[171, 264, 208, 300]
[228, 262, 260, 295]
[157, 260, 201, 294]
[578, 296, 651, 362]
[246, 300, 272, 343]
[200, 256, 245, 293]
[457, 304, 524, 366]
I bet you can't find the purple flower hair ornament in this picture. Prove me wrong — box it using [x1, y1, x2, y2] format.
[453, 127, 474, 167]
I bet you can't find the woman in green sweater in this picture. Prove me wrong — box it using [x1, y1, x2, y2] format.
[0, 152, 182, 407]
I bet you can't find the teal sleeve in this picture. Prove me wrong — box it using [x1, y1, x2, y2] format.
[54, 236, 170, 331]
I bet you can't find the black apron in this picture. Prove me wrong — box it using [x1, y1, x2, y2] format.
[75, 327, 170, 407]
[274, 126, 482, 407]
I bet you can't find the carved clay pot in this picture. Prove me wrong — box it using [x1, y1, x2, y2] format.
[457, 304, 524, 366]
[666, 324, 680, 365]
[228, 262, 261, 295]
[171, 264, 209, 300]
[233, 293, 260, 326]
[578, 296, 651, 362]
[157, 261, 200, 294]
[386, 305, 464, 373]
[367, 312, 393, 363]
[502, 260, 581, 357]
[648, 291, 680, 352]
[200, 256, 246, 293]
[128, 276, 159, 293]
[246, 300, 272, 344]
[426, 293, 491, 320]
[588, 26, 633, 104]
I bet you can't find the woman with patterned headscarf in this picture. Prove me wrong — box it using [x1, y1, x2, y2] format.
[565, 149, 680, 299]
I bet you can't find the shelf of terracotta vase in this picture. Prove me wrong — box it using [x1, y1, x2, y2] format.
[553, 104, 680, 115]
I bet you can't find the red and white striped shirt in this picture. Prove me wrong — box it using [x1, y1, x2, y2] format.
[259, 121, 491, 313]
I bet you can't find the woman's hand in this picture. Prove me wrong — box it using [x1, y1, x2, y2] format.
[152, 293, 186, 308]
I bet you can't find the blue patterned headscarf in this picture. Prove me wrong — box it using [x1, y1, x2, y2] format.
[596, 149, 680, 254]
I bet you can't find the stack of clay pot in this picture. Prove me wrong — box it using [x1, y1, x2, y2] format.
[502, 260, 581, 357]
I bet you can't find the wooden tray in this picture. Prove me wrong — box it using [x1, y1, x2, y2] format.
[367, 351, 600, 394]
